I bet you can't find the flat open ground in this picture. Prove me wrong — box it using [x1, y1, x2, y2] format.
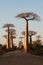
[0, 50, 43, 65]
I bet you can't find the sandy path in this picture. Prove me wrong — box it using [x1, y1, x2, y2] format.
[0, 50, 43, 65]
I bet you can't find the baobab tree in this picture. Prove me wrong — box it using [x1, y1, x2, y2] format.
[22, 31, 36, 49]
[36, 35, 41, 45]
[36, 35, 41, 40]
[3, 23, 14, 49]
[19, 36, 24, 42]
[16, 12, 40, 53]
[5, 29, 16, 48]
[28, 31, 36, 47]
[19, 36, 24, 49]
[3, 35, 8, 48]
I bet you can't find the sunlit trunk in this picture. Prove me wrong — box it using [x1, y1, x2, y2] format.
[24, 20, 28, 53]
[9, 34, 13, 48]
[21, 38, 22, 42]
[24, 34, 25, 51]
[5, 35, 8, 49]
[8, 27, 10, 49]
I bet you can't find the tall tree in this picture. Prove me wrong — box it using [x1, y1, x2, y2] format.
[16, 12, 40, 53]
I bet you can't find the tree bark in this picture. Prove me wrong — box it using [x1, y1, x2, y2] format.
[24, 20, 28, 53]
[8, 27, 10, 49]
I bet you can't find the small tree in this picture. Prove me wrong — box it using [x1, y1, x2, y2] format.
[28, 31, 36, 47]
[19, 36, 24, 49]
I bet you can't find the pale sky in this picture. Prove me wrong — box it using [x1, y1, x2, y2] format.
[0, 0, 43, 46]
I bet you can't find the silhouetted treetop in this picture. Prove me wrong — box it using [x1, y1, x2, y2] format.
[3, 23, 14, 28]
[5, 29, 16, 35]
[22, 31, 36, 36]
[28, 31, 36, 36]
[16, 12, 40, 21]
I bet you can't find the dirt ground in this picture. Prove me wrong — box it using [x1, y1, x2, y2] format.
[0, 50, 43, 65]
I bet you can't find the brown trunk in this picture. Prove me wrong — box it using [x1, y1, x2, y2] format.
[8, 27, 10, 49]
[30, 36, 32, 46]
[24, 20, 28, 53]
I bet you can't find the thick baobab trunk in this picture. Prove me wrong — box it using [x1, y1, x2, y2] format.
[9, 34, 13, 49]
[24, 20, 28, 53]
[8, 27, 10, 49]
[24, 34, 25, 51]
[5, 36, 8, 49]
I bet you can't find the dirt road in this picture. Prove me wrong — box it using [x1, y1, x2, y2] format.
[0, 51, 43, 65]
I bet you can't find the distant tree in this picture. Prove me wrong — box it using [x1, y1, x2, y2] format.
[6, 29, 16, 48]
[19, 36, 24, 42]
[36, 35, 41, 45]
[19, 41, 23, 50]
[28, 31, 36, 47]
[3, 23, 14, 49]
